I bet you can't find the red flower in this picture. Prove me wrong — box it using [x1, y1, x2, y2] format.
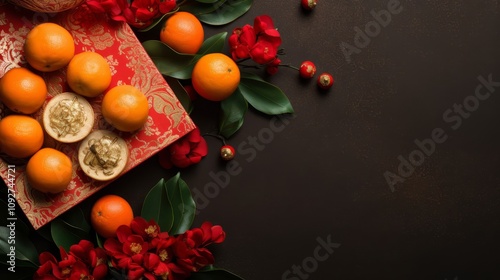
[266, 58, 281, 75]
[158, 128, 208, 169]
[250, 39, 279, 65]
[127, 262, 146, 280]
[103, 225, 149, 270]
[253, 15, 276, 34]
[155, 235, 176, 263]
[172, 222, 226, 272]
[69, 240, 108, 280]
[249, 15, 282, 65]
[86, 0, 129, 22]
[229, 24, 256, 60]
[125, 0, 176, 28]
[86, 0, 176, 28]
[159, 0, 176, 14]
[102, 218, 225, 279]
[130, 217, 160, 241]
[228, 15, 282, 66]
[34, 247, 85, 280]
[69, 261, 93, 280]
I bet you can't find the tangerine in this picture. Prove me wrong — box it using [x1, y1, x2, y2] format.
[90, 194, 134, 238]
[24, 22, 75, 72]
[101, 85, 149, 132]
[0, 67, 47, 114]
[25, 147, 73, 194]
[160, 11, 204, 54]
[66, 51, 112, 98]
[0, 115, 44, 158]
[191, 53, 240, 101]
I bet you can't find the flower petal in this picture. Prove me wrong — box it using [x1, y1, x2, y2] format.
[254, 15, 275, 34]
[211, 225, 226, 244]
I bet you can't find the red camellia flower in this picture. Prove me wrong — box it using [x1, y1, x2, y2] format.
[86, 0, 130, 22]
[158, 128, 208, 169]
[35, 243, 108, 280]
[250, 15, 282, 64]
[173, 221, 226, 272]
[86, 0, 176, 28]
[228, 15, 282, 66]
[102, 218, 226, 280]
[250, 39, 279, 65]
[104, 224, 150, 270]
[69, 240, 108, 279]
[229, 24, 256, 60]
[124, 0, 176, 28]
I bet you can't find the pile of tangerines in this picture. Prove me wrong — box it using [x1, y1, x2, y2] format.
[161, 11, 241, 102]
[0, 22, 149, 194]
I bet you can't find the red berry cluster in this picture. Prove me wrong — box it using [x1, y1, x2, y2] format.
[299, 60, 334, 90]
[298, 1, 334, 90]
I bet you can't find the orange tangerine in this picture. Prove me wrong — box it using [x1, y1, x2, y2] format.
[191, 53, 240, 101]
[66, 51, 112, 98]
[101, 85, 149, 132]
[0, 115, 44, 158]
[25, 147, 73, 194]
[0, 67, 47, 114]
[91, 194, 134, 238]
[160, 11, 204, 54]
[23, 22, 75, 72]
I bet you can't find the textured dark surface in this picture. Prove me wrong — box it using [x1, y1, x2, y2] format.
[132, 0, 500, 280]
[9, 0, 500, 279]
[133, 1, 500, 279]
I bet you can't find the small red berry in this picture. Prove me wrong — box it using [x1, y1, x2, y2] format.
[220, 145, 235, 160]
[317, 73, 334, 90]
[301, 0, 317, 11]
[299, 61, 316, 79]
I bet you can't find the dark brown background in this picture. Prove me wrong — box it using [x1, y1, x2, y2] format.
[6, 0, 500, 279]
[133, 0, 500, 278]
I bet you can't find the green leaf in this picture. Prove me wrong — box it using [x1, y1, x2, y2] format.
[60, 207, 90, 233]
[190, 268, 245, 280]
[142, 32, 227, 79]
[197, 0, 253, 25]
[51, 219, 89, 252]
[165, 76, 193, 114]
[0, 259, 36, 277]
[0, 254, 38, 269]
[0, 226, 38, 266]
[238, 72, 294, 115]
[141, 178, 174, 233]
[200, 264, 215, 271]
[198, 32, 228, 54]
[50, 206, 91, 251]
[143, 40, 196, 79]
[165, 173, 196, 235]
[180, 0, 226, 16]
[219, 88, 247, 138]
[95, 232, 104, 249]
